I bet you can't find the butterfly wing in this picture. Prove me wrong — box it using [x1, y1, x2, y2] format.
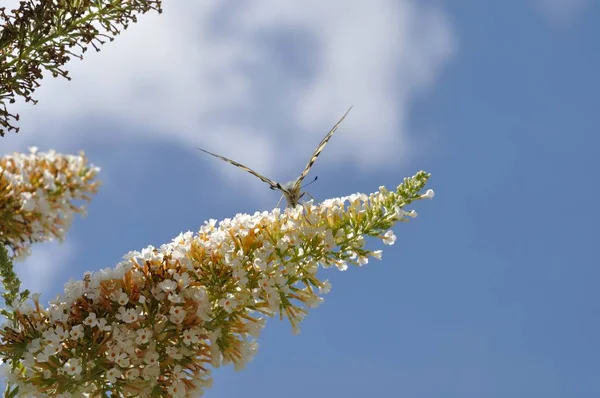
[197, 147, 280, 190]
[294, 106, 353, 190]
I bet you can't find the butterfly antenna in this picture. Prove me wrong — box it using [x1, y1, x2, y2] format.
[302, 176, 318, 189]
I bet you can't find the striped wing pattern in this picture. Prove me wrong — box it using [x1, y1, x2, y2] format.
[198, 106, 352, 207]
[196, 148, 279, 190]
[292, 106, 353, 192]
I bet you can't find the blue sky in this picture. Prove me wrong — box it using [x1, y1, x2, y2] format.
[2, 0, 599, 396]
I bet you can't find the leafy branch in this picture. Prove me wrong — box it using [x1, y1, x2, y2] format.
[0, 0, 163, 136]
[0, 243, 29, 321]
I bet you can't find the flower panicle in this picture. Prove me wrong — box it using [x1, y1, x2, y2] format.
[0, 171, 431, 397]
[0, 147, 101, 260]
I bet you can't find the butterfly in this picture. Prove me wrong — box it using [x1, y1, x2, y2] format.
[198, 106, 353, 208]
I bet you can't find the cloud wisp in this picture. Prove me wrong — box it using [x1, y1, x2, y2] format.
[6, 0, 455, 187]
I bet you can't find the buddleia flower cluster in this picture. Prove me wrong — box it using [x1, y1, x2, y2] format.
[0, 171, 432, 397]
[0, 147, 101, 259]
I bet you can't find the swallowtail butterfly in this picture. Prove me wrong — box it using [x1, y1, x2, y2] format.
[198, 106, 352, 207]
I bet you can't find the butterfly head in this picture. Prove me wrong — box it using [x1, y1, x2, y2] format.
[279, 179, 303, 207]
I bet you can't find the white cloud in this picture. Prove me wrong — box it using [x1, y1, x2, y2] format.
[533, 0, 587, 25]
[16, 241, 75, 296]
[5, 0, 455, 185]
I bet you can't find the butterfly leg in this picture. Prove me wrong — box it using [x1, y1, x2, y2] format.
[275, 194, 284, 209]
[299, 191, 316, 224]
[301, 191, 315, 203]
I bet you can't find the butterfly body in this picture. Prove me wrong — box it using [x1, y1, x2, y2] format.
[278, 179, 304, 207]
[198, 106, 352, 208]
